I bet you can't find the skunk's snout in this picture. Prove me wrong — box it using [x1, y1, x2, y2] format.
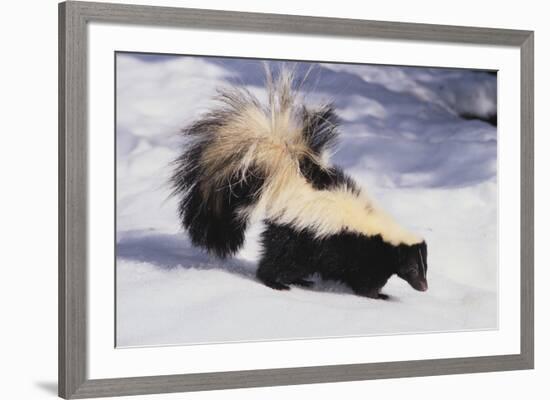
[409, 277, 428, 292]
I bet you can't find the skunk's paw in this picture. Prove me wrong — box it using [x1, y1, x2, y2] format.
[264, 281, 291, 291]
[292, 279, 314, 288]
[359, 288, 389, 300]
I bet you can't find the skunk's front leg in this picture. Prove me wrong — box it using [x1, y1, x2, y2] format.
[364, 292, 389, 300]
[350, 281, 389, 300]
[363, 288, 389, 300]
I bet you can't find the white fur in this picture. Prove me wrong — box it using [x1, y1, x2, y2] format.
[247, 168, 422, 246]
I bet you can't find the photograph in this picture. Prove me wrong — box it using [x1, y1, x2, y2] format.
[115, 52, 498, 348]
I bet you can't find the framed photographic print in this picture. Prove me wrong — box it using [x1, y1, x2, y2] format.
[59, 1, 534, 398]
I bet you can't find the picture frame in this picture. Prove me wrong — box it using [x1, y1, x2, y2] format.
[58, 1, 534, 398]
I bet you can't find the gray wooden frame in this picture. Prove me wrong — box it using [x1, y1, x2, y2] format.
[59, 1, 534, 398]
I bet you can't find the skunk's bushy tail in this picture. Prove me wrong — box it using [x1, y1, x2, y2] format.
[171, 69, 339, 257]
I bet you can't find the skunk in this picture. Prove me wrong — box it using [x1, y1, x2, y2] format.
[171, 69, 428, 299]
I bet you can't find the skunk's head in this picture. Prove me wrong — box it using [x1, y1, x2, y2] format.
[396, 241, 428, 292]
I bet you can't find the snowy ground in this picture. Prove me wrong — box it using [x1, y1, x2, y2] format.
[115, 54, 498, 347]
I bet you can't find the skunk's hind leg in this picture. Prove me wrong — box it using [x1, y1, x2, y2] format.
[257, 222, 312, 291]
[291, 278, 314, 287]
[256, 256, 310, 291]
[256, 260, 291, 290]
[256, 257, 290, 290]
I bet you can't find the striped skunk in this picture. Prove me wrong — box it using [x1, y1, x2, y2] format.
[171, 68, 428, 299]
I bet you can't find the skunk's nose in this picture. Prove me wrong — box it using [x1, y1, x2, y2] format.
[418, 281, 428, 291]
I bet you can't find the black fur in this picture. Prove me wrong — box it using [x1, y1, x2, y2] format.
[171, 114, 266, 258]
[299, 158, 359, 192]
[256, 223, 428, 298]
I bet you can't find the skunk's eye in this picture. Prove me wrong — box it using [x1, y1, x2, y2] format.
[407, 267, 418, 276]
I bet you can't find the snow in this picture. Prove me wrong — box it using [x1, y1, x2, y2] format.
[115, 54, 498, 347]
